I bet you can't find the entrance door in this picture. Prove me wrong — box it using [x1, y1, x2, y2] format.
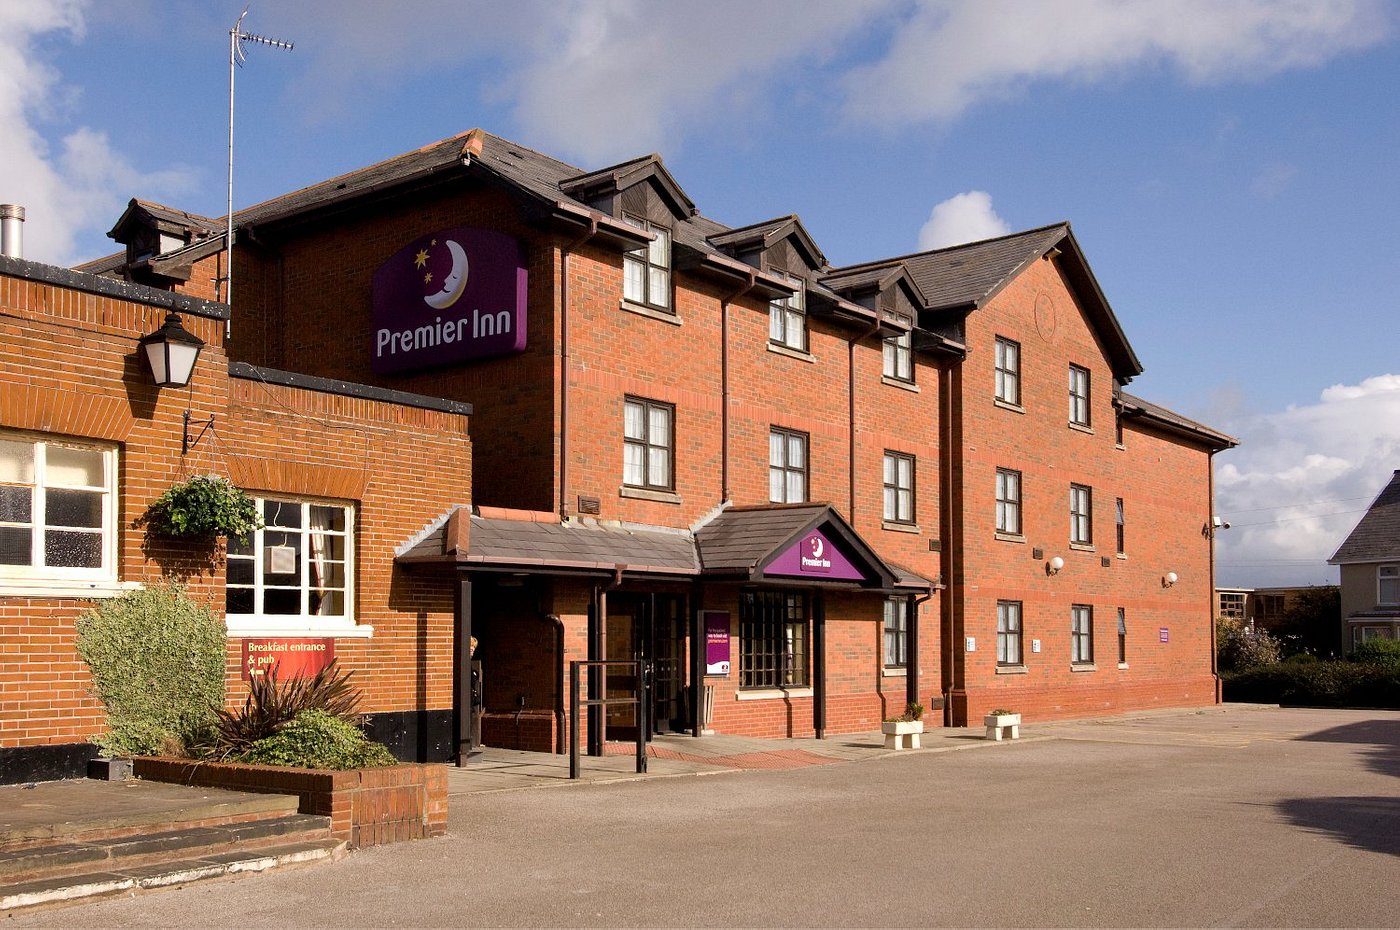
[605, 593, 690, 740]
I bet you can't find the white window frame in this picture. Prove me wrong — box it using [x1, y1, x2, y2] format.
[0, 431, 122, 596]
[1069, 364, 1091, 427]
[882, 451, 915, 525]
[995, 337, 1020, 405]
[769, 274, 806, 351]
[883, 330, 913, 382]
[225, 496, 368, 638]
[1379, 565, 1400, 606]
[622, 215, 672, 312]
[883, 598, 908, 669]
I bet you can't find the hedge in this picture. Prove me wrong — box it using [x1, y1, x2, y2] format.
[1223, 660, 1400, 708]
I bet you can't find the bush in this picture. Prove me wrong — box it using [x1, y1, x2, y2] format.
[1352, 638, 1400, 667]
[211, 661, 362, 758]
[238, 709, 397, 770]
[1282, 652, 1319, 665]
[75, 584, 226, 757]
[1223, 660, 1400, 708]
[1216, 617, 1282, 673]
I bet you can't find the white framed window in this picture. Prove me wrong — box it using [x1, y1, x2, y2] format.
[1379, 565, 1399, 606]
[769, 274, 806, 351]
[883, 598, 907, 668]
[1072, 604, 1094, 665]
[622, 215, 672, 311]
[0, 432, 118, 591]
[226, 496, 361, 635]
[996, 468, 1022, 536]
[623, 397, 674, 491]
[883, 451, 915, 525]
[995, 337, 1020, 405]
[997, 600, 1023, 666]
[1070, 483, 1093, 545]
[769, 427, 808, 503]
[883, 330, 913, 382]
[1069, 364, 1091, 426]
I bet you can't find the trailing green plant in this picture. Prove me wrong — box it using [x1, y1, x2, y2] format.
[1351, 638, 1400, 667]
[987, 708, 1015, 717]
[211, 661, 362, 758]
[238, 709, 397, 770]
[75, 583, 226, 757]
[145, 473, 262, 542]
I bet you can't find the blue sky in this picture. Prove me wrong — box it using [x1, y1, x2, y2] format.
[6, 0, 1400, 588]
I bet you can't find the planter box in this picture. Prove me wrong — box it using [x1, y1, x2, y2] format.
[134, 757, 447, 849]
[881, 719, 924, 750]
[984, 713, 1021, 741]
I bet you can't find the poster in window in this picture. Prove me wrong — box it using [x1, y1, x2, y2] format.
[704, 611, 730, 676]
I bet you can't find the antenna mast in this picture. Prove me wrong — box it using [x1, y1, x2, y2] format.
[225, 6, 293, 333]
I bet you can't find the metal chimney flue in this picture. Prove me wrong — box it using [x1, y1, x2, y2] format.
[0, 205, 25, 259]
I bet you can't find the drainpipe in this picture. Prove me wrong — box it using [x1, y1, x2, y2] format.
[908, 589, 933, 710]
[559, 218, 599, 521]
[588, 566, 625, 755]
[848, 316, 882, 523]
[546, 612, 567, 753]
[1208, 450, 1220, 703]
[719, 271, 758, 503]
[939, 359, 962, 726]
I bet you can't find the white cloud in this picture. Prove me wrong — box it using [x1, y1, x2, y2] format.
[917, 191, 1010, 250]
[1250, 161, 1299, 200]
[1213, 374, 1400, 587]
[0, 1, 196, 265]
[841, 0, 1391, 127]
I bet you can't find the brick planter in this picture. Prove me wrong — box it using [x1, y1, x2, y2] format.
[134, 758, 447, 849]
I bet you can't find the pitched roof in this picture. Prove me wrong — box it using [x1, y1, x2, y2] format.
[1118, 392, 1238, 451]
[1329, 471, 1400, 564]
[107, 199, 220, 241]
[707, 215, 827, 270]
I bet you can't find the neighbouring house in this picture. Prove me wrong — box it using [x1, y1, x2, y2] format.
[0, 245, 473, 785]
[8, 124, 1236, 767]
[1328, 470, 1400, 648]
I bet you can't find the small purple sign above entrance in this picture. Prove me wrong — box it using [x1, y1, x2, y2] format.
[765, 529, 866, 582]
[371, 227, 527, 375]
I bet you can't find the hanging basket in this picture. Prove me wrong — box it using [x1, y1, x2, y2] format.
[146, 474, 263, 542]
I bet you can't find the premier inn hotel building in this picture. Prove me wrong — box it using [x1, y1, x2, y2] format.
[0, 128, 1234, 780]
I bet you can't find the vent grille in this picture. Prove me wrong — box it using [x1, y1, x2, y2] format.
[577, 495, 601, 515]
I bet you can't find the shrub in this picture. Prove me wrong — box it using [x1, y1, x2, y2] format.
[1223, 660, 1400, 708]
[1217, 617, 1282, 673]
[886, 702, 924, 723]
[75, 584, 226, 757]
[238, 709, 397, 770]
[1352, 638, 1400, 667]
[211, 661, 362, 758]
[1282, 652, 1319, 665]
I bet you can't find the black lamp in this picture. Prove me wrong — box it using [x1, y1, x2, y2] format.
[139, 312, 204, 388]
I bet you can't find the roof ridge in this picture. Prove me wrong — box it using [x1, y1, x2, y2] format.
[831, 221, 1070, 273]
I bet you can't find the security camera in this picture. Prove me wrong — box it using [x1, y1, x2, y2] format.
[1212, 516, 1231, 530]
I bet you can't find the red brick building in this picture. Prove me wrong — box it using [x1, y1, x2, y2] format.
[7, 125, 1234, 773]
[0, 252, 472, 783]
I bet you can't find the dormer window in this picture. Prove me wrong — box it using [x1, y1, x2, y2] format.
[622, 215, 671, 312]
[769, 273, 806, 351]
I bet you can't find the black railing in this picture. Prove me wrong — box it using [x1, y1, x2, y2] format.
[568, 660, 648, 780]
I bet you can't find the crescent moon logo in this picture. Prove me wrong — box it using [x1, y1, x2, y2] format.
[810, 536, 824, 559]
[424, 240, 469, 310]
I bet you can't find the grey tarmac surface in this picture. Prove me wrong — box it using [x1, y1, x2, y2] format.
[11, 705, 1400, 928]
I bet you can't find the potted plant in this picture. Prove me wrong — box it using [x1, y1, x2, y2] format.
[145, 473, 262, 541]
[983, 708, 1021, 740]
[881, 702, 924, 750]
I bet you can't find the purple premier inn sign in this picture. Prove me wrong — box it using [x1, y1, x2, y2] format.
[371, 227, 527, 374]
[766, 529, 866, 581]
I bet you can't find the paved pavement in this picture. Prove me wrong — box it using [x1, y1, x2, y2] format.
[10, 704, 1400, 927]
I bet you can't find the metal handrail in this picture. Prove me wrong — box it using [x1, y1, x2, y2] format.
[568, 660, 648, 779]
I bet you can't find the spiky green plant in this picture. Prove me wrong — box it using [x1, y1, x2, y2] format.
[211, 660, 361, 758]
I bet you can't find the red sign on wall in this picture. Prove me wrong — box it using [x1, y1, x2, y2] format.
[241, 638, 336, 681]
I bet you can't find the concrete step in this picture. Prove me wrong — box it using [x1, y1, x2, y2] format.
[0, 813, 334, 883]
[0, 837, 346, 912]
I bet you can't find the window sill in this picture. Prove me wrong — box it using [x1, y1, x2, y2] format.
[619, 300, 682, 326]
[881, 376, 919, 393]
[736, 687, 813, 701]
[1115, 443, 1126, 451]
[881, 666, 907, 678]
[0, 578, 141, 599]
[1118, 662, 1129, 670]
[994, 532, 1026, 544]
[1071, 663, 1097, 673]
[619, 486, 681, 505]
[993, 398, 1025, 414]
[767, 342, 815, 364]
[226, 618, 374, 639]
[1116, 553, 1127, 560]
[882, 521, 920, 535]
[996, 665, 1028, 675]
[1068, 422, 1094, 435]
[1069, 542, 1095, 552]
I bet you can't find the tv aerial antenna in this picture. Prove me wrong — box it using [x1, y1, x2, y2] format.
[223, 5, 293, 331]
